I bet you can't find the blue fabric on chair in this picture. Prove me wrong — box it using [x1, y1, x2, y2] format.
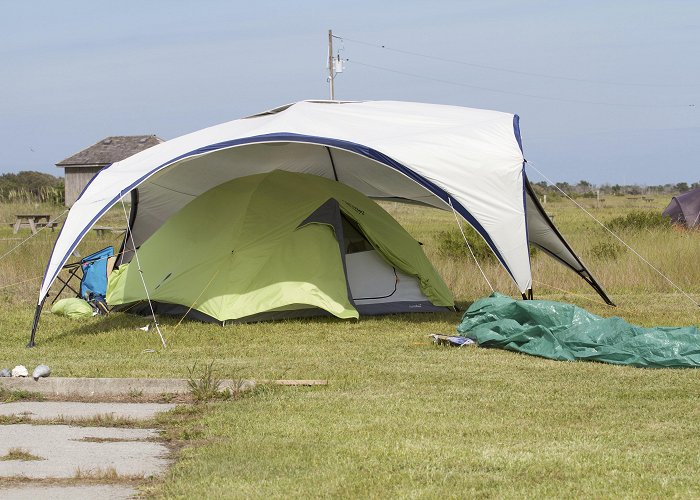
[80, 246, 114, 301]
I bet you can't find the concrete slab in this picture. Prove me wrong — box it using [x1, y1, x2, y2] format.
[0, 402, 177, 421]
[0, 377, 253, 398]
[0, 484, 136, 500]
[0, 424, 169, 478]
[0, 377, 325, 398]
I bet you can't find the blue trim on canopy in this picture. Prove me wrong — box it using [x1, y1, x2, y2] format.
[37, 161, 117, 297]
[512, 115, 531, 284]
[80, 163, 112, 200]
[42, 133, 517, 299]
[513, 115, 523, 153]
[522, 166, 530, 275]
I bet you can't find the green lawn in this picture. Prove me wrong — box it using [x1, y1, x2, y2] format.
[2, 298, 700, 498]
[1, 195, 700, 497]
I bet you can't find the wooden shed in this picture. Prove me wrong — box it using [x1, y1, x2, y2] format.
[56, 135, 163, 206]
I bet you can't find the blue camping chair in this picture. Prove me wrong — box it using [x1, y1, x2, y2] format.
[53, 246, 114, 314]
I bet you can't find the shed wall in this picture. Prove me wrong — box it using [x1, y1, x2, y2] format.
[64, 166, 103, 206]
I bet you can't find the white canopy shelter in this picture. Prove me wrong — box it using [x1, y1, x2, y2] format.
[30, 100, 611, 345]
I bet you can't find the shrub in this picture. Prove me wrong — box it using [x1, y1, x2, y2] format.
[437, 228, 539, 262]
[437, 228, 496, 263]
[0, 171, 64, 204]
[588, 241, 625, 261]
[607, 211, 672, 232]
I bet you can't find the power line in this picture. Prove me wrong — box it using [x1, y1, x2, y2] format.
[345, 59, 694, 108]
[334, 34, 700, 88]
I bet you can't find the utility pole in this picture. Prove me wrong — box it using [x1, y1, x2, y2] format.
[328, 29, 335, 100]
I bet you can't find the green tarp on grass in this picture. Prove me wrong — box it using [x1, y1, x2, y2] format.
[457, 293, 700, 368]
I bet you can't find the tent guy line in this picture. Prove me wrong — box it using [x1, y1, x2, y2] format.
[0, 210, 68, 265]
[448, 197, 494, 293]
[120, 195, 166, 349]
[171, 267, 223, 332]
[527, 161, 700, 308]
[0, 275, 42, 291]
[531, 279, 658, 318]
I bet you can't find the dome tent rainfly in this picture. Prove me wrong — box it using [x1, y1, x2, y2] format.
[30, 100, 612, 345]
[662, 187, 700, 228]
[107, 170, 455, 322]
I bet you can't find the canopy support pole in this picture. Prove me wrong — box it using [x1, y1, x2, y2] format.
[326, 147, 339, 181]
[27, 298, 45, 348]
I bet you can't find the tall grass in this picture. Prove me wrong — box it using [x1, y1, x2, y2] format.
[0, 186, 64, 205]
[0, 202, 126, 304]
[0, 195, 696, 307]
[382, 195, 699, 303]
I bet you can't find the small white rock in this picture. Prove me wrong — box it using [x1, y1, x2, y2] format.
[32, 364, 51, 380]
[11, 365, 28, 377]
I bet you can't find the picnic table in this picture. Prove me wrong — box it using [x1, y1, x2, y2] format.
[13, 214, 56, 234]
[92, 226, 126, 236]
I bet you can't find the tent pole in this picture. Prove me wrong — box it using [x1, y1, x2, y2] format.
[27, 299, 45, 348]
[326, 147, 339, 181]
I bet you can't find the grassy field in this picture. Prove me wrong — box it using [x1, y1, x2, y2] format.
[1, 194, 699, 497]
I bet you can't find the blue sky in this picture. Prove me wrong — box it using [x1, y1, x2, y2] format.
[1, 0, 698, 184]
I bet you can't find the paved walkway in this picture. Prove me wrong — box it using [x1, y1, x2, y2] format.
[0, 401, 177, 499]
[0, 485, 136, 500]
[0, 424, 168, 478]
[0, 401, 177, 421]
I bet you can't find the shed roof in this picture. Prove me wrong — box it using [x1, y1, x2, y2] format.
[56, 135, 163, 167]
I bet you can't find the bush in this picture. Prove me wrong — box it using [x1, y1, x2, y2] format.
[437, 228, 496, 263]
[436, 228, 539, 262]
[608, 211, 672, 232]
[0, 171, 64, 204]
[588, 241, 625, 261]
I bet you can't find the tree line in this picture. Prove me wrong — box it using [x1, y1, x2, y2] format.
[0, 170, 696, 206]
[530, 180, 699, 198]
[0, 171, 64, 204]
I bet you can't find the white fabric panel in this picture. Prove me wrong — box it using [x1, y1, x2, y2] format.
[331, 148, 446, 208]
[127, 144, 445, 252]
[346, 250, 397, 299]
[346, 250, 428, 304]
[525, 191, 584, 272]
[39, 101, 528, 302]
[129, 143, 339, 249]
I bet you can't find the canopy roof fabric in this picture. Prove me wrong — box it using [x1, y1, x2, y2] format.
[662, 188, 700, 228]
[32, 100, 611, 343]
[107, 170, 453, 322]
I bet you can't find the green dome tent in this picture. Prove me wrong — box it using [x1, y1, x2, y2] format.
[107, 170, 454, 323]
